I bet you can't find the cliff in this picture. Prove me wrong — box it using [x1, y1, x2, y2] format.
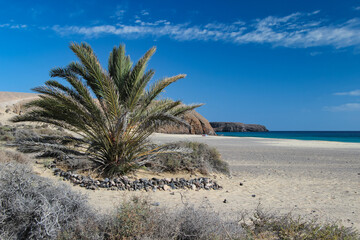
[210, 122, 268, 132]
[156, 110, 216, 135]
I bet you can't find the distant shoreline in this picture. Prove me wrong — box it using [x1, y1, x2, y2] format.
[216, 131, 360, 143]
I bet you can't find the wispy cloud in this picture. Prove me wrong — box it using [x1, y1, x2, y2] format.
[141, 10, 149, 16]
[8, 10, 360, 50]
[0, 23, 27, 29]
[50, 10, 360, 49]
[310, 51, 322, 56]
[334, 89, 360, 96]
[111, 4, 127, 20]
[324, 103, 360, 111]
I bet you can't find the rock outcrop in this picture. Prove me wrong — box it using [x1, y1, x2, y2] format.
[210, 122, 268, 132]
[156, 110, 216, 135]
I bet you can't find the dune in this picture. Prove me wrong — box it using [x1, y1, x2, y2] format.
[0, 91, 39, 107]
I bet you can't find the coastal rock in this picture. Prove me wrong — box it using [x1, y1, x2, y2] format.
[210, 122, 268, 132]
[156, 110, 216, 135]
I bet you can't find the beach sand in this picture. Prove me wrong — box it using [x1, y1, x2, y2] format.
[0, 93, 359, 230]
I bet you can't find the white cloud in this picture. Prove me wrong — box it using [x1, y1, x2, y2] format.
[324, 103, 360, 111]
[0, 23, 27, 29]
[10, 10, 360, 50]
[310, 51, 322, 56]
[334, 89, 360, 96]
[141, 10, 149, 16]
[111, 5, 127, 20]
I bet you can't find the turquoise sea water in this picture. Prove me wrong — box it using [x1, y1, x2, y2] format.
[216, 131, 360, 143]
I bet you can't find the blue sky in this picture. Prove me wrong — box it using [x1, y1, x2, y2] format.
[1, 0, 360, 130]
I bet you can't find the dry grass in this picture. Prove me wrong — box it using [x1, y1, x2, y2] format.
[0, 149, 28, 164]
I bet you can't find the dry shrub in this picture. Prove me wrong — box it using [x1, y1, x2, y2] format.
[0, 162, 102, 240]
[148, 141, 230, 175]
[0, 125, 15, 142]
[0, 149, 28, 163]
[240, 207, 359, 240]
[147, 204, 244, 240]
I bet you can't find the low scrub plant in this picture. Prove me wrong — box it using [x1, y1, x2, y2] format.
[0, 149, 28, 164]
[147, 141, 230, 175]
[240, 207, 359, 240]
[0, 162, 101, 240]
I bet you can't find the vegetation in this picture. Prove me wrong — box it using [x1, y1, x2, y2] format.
[1, 159, 358, 239]
[1, 124, 228, 175]
[0, 161, 99, 240]
[11, 42, 201, 176]
[147, 141, 229, 175]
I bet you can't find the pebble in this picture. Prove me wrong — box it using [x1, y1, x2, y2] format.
[251, 194, 256, 198]
[52, 168, 223, 191]
[239, 182, 243, 186]
[223, 199, 227, 203]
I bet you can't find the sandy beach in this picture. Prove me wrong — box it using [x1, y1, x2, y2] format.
[29, 133, 360, 230]
[0, 94, 359, 230]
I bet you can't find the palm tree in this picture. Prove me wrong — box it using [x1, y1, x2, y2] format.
[12, 42, 202, 176]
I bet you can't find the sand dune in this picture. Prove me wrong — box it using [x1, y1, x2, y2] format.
[0, 91, 39, 109]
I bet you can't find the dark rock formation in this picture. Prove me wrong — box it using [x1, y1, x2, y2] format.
[210, 122, 268, 132]
[157, 110, 216, 135]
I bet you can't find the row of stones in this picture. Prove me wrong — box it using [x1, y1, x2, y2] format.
[53, 168, 223, 191]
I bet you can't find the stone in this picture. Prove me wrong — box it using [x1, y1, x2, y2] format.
[52, 168, 223, 192]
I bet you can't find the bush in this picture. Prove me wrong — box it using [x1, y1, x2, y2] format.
[0, 124, 67, 144]
[240, 207, 360, 240]
[147, 141, 230, 175]
[0, 162, 102, 240]
[0, 149, 28, 164]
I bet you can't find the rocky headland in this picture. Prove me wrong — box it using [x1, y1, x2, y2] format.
[156, 110, 216, 135]
[210, 122, 268, 132]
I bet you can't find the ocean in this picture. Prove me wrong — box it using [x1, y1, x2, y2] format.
[216, 131, 360, 143]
